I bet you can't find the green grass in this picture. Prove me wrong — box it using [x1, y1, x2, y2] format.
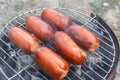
[29, 2, 37, 7]
[14, 5, 22, 11]
[106, 0, 120, 4]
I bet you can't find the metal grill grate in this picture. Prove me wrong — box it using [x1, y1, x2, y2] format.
[0, 8, 119, 80]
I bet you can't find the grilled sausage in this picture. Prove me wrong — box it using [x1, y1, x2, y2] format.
[34, 46, 69, 80]
[52, 31, 87, 65]
[65, 25, 100, 52]
[41, 8, 72, 31]
[25, 15, 54, 41]
[8, 26, 39, 54]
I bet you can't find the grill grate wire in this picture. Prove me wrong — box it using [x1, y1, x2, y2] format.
[0, 8, 119, 80]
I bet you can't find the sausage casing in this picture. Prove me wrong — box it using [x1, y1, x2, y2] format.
[25, 15, 54, 41]
[8, 26, 39, 54]
[65, 25, 100, 52]
[41, 8, 72, 31]
[34, 46, 69, 80]
[52, 31, 87, 65]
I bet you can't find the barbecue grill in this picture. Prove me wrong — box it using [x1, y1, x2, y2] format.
[0, 8, 119, 80]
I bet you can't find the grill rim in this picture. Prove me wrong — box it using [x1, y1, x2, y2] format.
[94, 14, 120, 79]
[0, 8, 119, 80]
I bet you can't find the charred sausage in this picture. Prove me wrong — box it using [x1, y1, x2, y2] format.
[34, 46, 69, 80]
[65, 25, 100, 52]
[25, 15, 54, 41]
[8, 26, 39, 54]
[52, 31, 87, 65]
[41, 8, 72, 31]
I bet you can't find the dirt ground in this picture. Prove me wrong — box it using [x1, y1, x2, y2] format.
[0, 0, 120, 79]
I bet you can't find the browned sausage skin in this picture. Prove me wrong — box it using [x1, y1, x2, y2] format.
[8, 26, 39, 54]
[41, 8, 73, 31]
[52, 31, 87, 65]
[25, 15, 54, 41]
[34, 46, 69, 80]
[65, 25, 100, 52]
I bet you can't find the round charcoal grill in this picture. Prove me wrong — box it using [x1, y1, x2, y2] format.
[0, 8, 119, 80]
